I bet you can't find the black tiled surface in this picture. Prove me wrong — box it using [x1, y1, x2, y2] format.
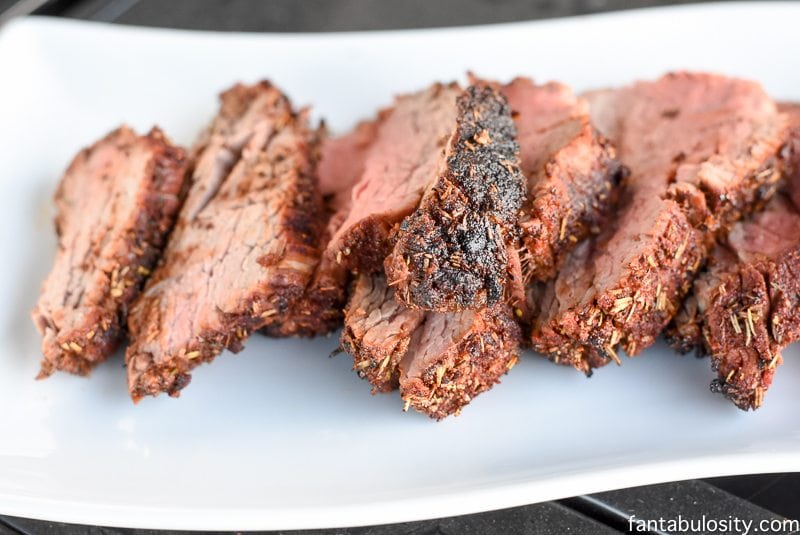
[574, 480, 797, 534]
[0, 519, 20, 535]
[50, 0, 719, 31]
[708, 474, 800, 520]
[0, 502, 618, 535]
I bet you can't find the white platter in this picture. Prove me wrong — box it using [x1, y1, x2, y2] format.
[1, 3, 800, 530]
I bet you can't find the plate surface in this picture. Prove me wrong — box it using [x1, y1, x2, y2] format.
[1, 3, 800, 530]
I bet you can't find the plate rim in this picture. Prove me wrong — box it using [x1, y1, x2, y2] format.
[1, 451, 799, 530]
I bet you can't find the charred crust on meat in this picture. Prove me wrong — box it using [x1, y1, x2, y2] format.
[470, 76, 627, 285]
[386, 84, 525, 311]
[326, 83, 463, 275]
[338, 216, 396, 274]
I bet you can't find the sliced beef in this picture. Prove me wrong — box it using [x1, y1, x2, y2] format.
[341, 274, 424, 392]
[704, 204, 800, 410]
[264, 119, 379, 337]
[666, 102, 800, 410]
[530, 72, 788, 375]
[400, 302, 521, 420]
[32, 126, 188, 378]
[126, 81, 324, 400]
[385, 84, 525, 311]
[317, 119, 379, 213]
[341, 274, 521, 419]
[499, 77, 624, 283]
[325, 83, 462, 274]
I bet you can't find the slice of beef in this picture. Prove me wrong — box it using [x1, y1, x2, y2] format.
[670, 102, 800, 354]
[385, 84, 524, 311]
[340, 273, 521, 419]
[666, 102, 800, 410]
[325, 83, 462, 274]
[530, 72, 788, 375]
[341, 273, 424, 392]
[32, 126, 188, 378]
[264, 119, 380, 337]
[685, 195, 800, 410]
[126, 81, 324, 400]
[281, 83, 502, 333]
[499, 77, 624, 283]
[399, 302, 521, 420]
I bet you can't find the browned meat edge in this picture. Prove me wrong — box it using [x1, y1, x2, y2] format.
[385, 84, 525, 311]
[340, 273, 424, 392]
[708, 251, 800, 409]
[530, 198, 709, 373]
[341, 273, 521, 419]
[530, 72, 789, 375]
[264, 119, 380, 337]
[519, 124, 624, 283]
[400, 303, 521, 420]
[668, 207, 800, 410]
[326, 83, 462, 275]
[32, 126, 188, 378]
[126, 82, 324, 400]
[488, 76, 626, 284]
[665, 102, 800, 409]
[531, 163, 783, 375]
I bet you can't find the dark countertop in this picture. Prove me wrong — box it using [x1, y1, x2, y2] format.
[1, 1, 799, 533]
[37, 0, 713, 30]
